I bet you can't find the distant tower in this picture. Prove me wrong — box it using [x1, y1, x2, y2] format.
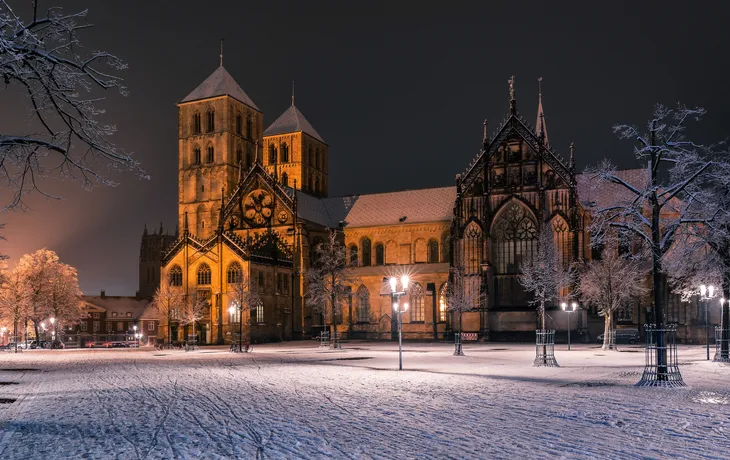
[177, 63, 263, 238]
[139, 223, 178, 297]
[263, 88, 328, 196]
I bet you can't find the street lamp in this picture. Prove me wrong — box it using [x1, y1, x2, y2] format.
[0, 327, 5, 346]
[133, 325, 138, 348]
[700, 284, 715, 360]
[561, 302, 578, 351]
[389, 275, 410, 370]
[229, 302, 244, 352]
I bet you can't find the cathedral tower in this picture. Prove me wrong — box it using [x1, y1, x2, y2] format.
[177, 65, 263, 239]
[263, 98, 328, 196]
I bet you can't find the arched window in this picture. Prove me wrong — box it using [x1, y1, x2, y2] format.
[235, 114, 242, 135]
[414, 238, 427, 263]
[349, 244, 358, 265]
[192, 112, 201, 134]
[375, 243, 385, 266]
[491, 202, 538, 274]
[193, 145, 201, 165]
[236, 146, 242, 165]
[428, 239, 439, 263]
[254, 299, 264, 324]
[269, 144, 277, 164]
[206, 109, 215, 132]
[281, 143, 289, 163]
[438, 283, 447, 322]
[551, 216, 571, 268]
[197, 263, 211, 285]
[410, 283, 424, 322]
[169, 265, 183, 286]
[246, 115, 252, 139]
[361, 238, 372, 267]
[227, 262, 243, 284]
[281, 172, 289, 187]
[357, 285, 370, 322]
[207, 145, 214, 163]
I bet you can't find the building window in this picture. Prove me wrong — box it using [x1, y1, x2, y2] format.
[308, 147, 313, 165]
[246, 115, 252, 139]
[349, 244, 358, 266]
[169, 265, 183, 286]
[192, 112, 201, 134]
[428, 239, 439, 263]
[269, 144, 277, 164]
[148, 322, 154, 331]
[193, 145, 201, 165]
[93, 312, 101, 319]
[357, 285, 370, 322]
[492, 203, 537, 274]
[315, 148, 320, 169]
[375, 243, 385, 266]
[93, 321, 100, 332]
[281, 172, 288, 187]
[117, 322, 124, 331]
[552, 217, 571, 268]
[227, 262, 243, 284]
[80, 322, 88, 332]
[439, 283, 447, 322]
[112, 312, 118, 317]
[410, 283, 424, 322]
[206, 145, 214, 163]
[255, 300, 264, 324]
[229, 302, 241, 323]
[257, 271, 265, 291]
[281, 143, 289, 163]
[105, 322, 112, 332]
[361, 238, 371, 267]
[197, 263, 212, 285]
[206, 109, 215, 132]
[235, 114, 242, 135]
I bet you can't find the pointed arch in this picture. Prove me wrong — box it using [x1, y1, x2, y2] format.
[281, 172, 289, 187]
[169, 265, 183, 286]
[356, 285, 370, 323]
[206, 143, 214, 163]
[246, 115, 253, 139]
[438, 283, 448, 322]
[235, 113, 242, 135]
[410, 282, 424, 322]
[227, 262, 243, 284]
[281, 142, 289, 163]
[193, 144, 201, 165]
[375, 242, 385, 266]
[349, 244, 359, 265]
[195, 204, 207, 235]
[414, 238, 427, 263]
[197, 263, 211, 285]
[192, 111, 201, 134]
[269, 144, 277, 164]
[428, 238, 439, 263]
[491, 200, 538, 275]
[550, 214, 571, 268]
[361, 237, 371, 267]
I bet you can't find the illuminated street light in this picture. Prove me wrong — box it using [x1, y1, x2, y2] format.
[390, 274, 410, 370]
[699, 284, 715, 360]
[561, 302, 578, 351]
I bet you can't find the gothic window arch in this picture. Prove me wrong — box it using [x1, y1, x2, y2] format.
[281, 172, 289, 187]
[428, 239, 439, 263]
[193, 145, 201, 165]
[206, 109, 215, 132]
[192, 112, 201, 134]
[551, 216, 571, 268]
[361, 238, 372, 267]
[410, 283, 424, 322]
[169, 265, 183, 286]
[349, 244, 358, 266]
[438, 283, 448, 322]
[235, 114, 242, 135]
[227, 262, 243, 284]
[375, 243, 384, 266]
[462, 220, 483, 275]
[357, 285, 370, 322]
[269, 144, 277, 164]
[197, 263, 211, 285]
[491, 202, 538, 274]
[206, 144, 214, 163]
[246, 115, 252, 139]
[281, 143, 289, 163]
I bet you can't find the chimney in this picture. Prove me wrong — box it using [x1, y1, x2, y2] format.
[101, 289, 106, 299]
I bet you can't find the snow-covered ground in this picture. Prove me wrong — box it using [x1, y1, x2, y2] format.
[0, 341, 729, 459]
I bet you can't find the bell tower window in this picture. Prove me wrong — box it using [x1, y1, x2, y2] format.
[192, 113, 201, 134]
[246, 115, 252, 139]
[281, 143, 289, 163]
[206, 109, 215, 133]
[235, 114, 242, 135]
[193, 146, 201, 165]
[269, 144, 277, 164]
[207, 145, 214, 163]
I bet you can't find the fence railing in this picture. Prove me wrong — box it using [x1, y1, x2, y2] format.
[636, 324, 685, 387]
[534, 329, 559, 367]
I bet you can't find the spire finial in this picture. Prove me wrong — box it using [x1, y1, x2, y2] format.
[483, 119, 488, 144]
[536, 77, 548, 145]
[292, 80, 295, 106]
[508, 75, 516, 115]
[538, 76, 542, 97]
[220, 38, 224, 67]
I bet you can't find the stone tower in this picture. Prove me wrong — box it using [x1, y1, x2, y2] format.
[263, 101, 328, 196]
[139, 223, 177, 298]
[177, 65, 263, 239]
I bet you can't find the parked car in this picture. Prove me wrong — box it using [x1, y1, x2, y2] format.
[106, 342, 129, 348]
[596, 329, 641, 345]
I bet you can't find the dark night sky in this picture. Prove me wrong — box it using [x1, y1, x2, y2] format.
[1, 0, 728, 295]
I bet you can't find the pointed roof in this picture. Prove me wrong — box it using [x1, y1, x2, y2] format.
[181, 66, 259, 110]
[264, 104, 325, 143]
[536, 78, 548, 145]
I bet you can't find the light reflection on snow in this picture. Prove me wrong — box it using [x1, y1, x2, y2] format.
[692, 391, 730, 405]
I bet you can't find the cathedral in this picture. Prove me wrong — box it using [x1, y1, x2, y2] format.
[143, 64, 712, 345]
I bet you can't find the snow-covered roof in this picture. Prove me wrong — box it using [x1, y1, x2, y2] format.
[576, 169, 648, 209]
[264, 105, 325, 143]
[181, 66, 259, 110]
[83, 296, 150, 320]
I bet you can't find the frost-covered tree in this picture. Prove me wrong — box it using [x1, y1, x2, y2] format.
[46, 261, 84, 345]
[228, 273, 260, 346]
[152, 278, 183, 345]
[305, 231, 360, 347]
[587, 103, 728, 381]
[0, 1, 146, 210]
[579, 244, 647, 350]
[179, 293, 207, 345]
[445, 267, 485, 356]
[0, 267, 29, 351]
[519, 226, 573, 330]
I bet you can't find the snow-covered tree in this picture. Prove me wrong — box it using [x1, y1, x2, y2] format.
[179, 293, 207, 344]
[228, 273, 260, 345]
[445, 267, 485, 355]
[152, 278, 183, 345]
[0, 1, 146, 211]
[519, 226, 573, 330]
[0, 267, 29, 352]
[46, 261, 84, 345]
[305, 231, 360, 346]
[579, 244, 648, 350]
[587, 103, 728, 380]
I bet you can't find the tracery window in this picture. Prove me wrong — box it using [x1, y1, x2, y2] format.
[438, 283, 447, 322]
[410, 283, 424, 322]
[169, 265, 183, 286]
[361, 238, 372, 267]
[227, 262, 243, 284]
[462, 221, 483, 275]
[375, 243, 385, 266]
[428, 239, 439, 263]
[551, 217, 571, 268]
[197, 263, 211, 285]
[254, 300, 264, 324]
[357, 285, 370, 322]
[491, 203, 538, 274]
[206, 109, 215, 132]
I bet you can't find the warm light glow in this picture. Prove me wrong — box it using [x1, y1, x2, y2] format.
[393, 302, 398, 311]
[50, 317, 56, 325]
[572, 302, 578, 310]
[228, 306, 236, 315]
[403, 302, 409, 311]
[709, 285, 715, 298]
[389, 277, 398, 293]
[700, 285, 707, 297]
[561, 302, 567, 311]
[133, 325, 137, 331]
[722, 298, 726, 306]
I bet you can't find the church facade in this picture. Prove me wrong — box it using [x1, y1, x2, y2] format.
[150, 66, 712, 345]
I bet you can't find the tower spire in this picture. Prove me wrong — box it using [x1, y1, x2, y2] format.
[536, 77, 548, 145]
[219, 38, 224, 67]
[508, 75, 516, 115]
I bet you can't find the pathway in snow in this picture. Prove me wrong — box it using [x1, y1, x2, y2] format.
[0, 342, 729, 459]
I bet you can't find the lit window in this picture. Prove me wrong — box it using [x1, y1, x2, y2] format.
[410, 283, 424, 322]
[197, 264, 212, 285]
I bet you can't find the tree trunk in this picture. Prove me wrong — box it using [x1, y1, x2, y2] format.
[649, 128, 668, 379]
[602, 311, 613, 351]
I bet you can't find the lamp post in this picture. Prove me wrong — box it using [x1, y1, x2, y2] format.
[561, 302, 578, 351]
[229, 302, 244, 352]
[49, 317, 56, 348]
[389, 275, 410, 370]
[700, 284, 715, 361]
[133, 325, 138, 348]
